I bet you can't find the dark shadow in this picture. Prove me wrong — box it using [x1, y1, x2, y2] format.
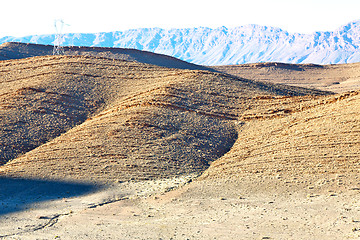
[0, 177, 100, 216]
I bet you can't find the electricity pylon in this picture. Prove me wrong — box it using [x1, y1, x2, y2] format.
[53, 19, 69, 55]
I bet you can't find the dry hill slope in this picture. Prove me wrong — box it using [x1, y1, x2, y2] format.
[201, 90, 360, 191]
[0, 55, 330, 183]
[0, 42, 212, 71]
[214, 62, 360, 93]
[0, 55, 190, 164]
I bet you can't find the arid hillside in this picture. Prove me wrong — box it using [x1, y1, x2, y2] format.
[202, 90, 360, 188]
[0, 54, 330, 183]
[214, 62, 360, 93]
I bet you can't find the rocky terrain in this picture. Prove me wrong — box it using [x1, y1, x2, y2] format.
[0, 44, 359, 239]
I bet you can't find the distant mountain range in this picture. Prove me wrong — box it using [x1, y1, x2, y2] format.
[1, 20, 360, 65]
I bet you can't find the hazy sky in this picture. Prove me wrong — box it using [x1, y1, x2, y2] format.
[1, 0, 359, 37]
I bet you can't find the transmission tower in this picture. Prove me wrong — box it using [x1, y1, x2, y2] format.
[53, 19, 68, 55]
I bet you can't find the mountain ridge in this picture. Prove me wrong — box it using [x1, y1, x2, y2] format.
[0, 42, 211, 71]
[1, 20, 360, 65]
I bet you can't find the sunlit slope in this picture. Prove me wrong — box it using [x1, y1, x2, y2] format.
[202, 90, 360, 183]
[0, 55, 329, 183]
[214, 62, 360, 93]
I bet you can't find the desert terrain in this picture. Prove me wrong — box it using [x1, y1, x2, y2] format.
[0, 43, 359, 239]
[213, 62, 360, 93]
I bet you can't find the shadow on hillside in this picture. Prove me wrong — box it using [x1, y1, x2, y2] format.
[0, 177, 99, 216]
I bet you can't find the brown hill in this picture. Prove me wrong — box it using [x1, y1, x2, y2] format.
[0, 42, 211, 71]
[201, 90, 360, 188]
[0, 54, 329, 183]
[213, 62, 360, 93]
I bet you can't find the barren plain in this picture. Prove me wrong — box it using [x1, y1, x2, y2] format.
[0, 43, 359, 239]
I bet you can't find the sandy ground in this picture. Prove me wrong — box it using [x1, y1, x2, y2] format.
[1, 175, 359, 240]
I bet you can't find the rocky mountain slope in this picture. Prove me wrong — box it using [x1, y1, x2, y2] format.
[1, 20, 360, 65]
[0, 54, 328, 183]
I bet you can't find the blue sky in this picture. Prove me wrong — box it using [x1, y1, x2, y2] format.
[1, 0, 359, 37]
